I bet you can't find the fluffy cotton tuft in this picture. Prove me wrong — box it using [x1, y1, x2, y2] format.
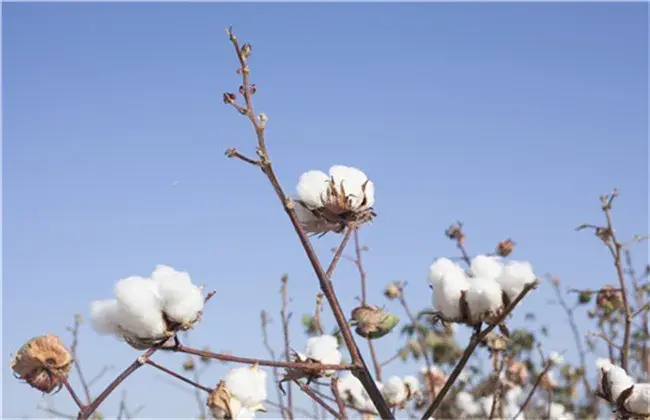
[548, 403, 575, 420]
[382, 376, 407, 406]
[113, 276, 167, 339]
[337, 372, 377, 413]
[549, 351, 564, 365]
[329, 165, 375, 208]
[152, 265, 204, 324]
[479, 395, 495, 416]
[456, 391, 481, 416]
[224, 365, 268, 409]
[603, 364, 635, 401]
[465, 277, 504, 323]
[89, 266, 204, 346]
[305, 335, 342, 375]
[403, 375, 420, 395]
[624, 383, 650, 415]
[495, 261, 536, 301]
[470, 255, 504, 280]
[428, 258, 470, 320]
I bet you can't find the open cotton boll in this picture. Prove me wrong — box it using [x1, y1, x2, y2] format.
[465, 277, 503, 323]
[456, 391, 481, 416]
[296, 170, 330, 209]
[604, 365, 635, 400]
[114, 276, 167, 338]
[624, 383, 650, 415]
[382, 376, 407, 406]
[479, 395, 494, 416]
[403, 375, 420, 396]
[470, 255, 503, 280]
[496, 261, 536, 301]
[431, 269, 470, 320]
[306, 335, 341, 363]
[89, 300, 122, 336]
[152, 265, 204, 324]
[329, 165, 375, 209]
[596, 358, 613, 371]
[224, 366, 268, 409]
[428, 258, 465, 285]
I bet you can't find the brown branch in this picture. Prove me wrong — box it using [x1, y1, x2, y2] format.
[513, 359, 552, 419]
[68, 315, 93, 405]
[145, 359, 213, 393]
[280, 277, 294, 420]
[626, 250, 650, 375]
[87, 365, 113, 388]
[225, 147, 260, 166]
[294, 380, 342, 419]
[420, 280, 539, 420]
[261, 310, 287, 419]
[314, 293, 325, 335]
[224, 27, 392, 419]
[488, 353, 506, 420]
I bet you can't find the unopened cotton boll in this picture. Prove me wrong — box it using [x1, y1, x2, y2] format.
[496, 261, 536, 302]
[470, 255, 504, 280]
[624, 383, 650, 415]
[465, 277, 504, 323]
[224, 365, 268, 410]
[114, 276, 167, 339]
[383, 376, 407, 406]
[89, 300, 121, 336]
[152, 265, 204, 325]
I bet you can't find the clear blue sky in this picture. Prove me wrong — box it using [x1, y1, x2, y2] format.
[3, 2, 648, 418]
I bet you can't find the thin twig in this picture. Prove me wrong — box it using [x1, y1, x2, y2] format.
[68, 315, 93, 405]
[261, 310, 287, 419]
[224, 27, 393, 418]
[280, 276, 294, 420]
[513, 360, 552, 419]
[420, 280, 539, 420]
[330, 377, 348, 419]
[294, 380, 342, 419]
[145, 359, 213, 393]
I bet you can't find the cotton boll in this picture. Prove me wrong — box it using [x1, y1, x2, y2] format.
[152, 265, 204, 325]
[596, 358, 613, 371]
[496, 261, 536, 301]
[470, 255, 504, 280]
[338, 373, 377, 413]
[505, 386, 524, 406]
[224, 366, 268, 409]
[624, 383, 650, 415]
[465, 277, 503, 323]
[114, 276, 166, 339]
[479, 395, 495, 416]
[456, 391, 481, 416]
[548, 402, 566, 418]
[605, 365, 635, 400]
[296, 170, 330, 209]
[329, 165, 373, 208]
[383, 376, 407, 406]
[403, 375, 420, 397]
[549, 351, 564, 365]
[306, 335, 342, 375]
[430, 267, 470, 320]
[428, 258, 465, 285]
[89, 300, 121, 336]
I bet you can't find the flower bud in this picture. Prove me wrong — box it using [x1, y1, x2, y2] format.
[10, 334, 72, 394]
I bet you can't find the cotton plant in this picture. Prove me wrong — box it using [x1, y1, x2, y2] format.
[294, 165, 375, 235]
[207, 364, 268, 419]
[428, 255, 537, 327]
[598, 360, 650, 416]
[382, 376, 409, 408]
[89, 265, 205, 349]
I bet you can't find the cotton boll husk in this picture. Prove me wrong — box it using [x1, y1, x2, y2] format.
[383, 376, 407, 405]
[114, 276, 166, 338]
[496, 261, 536, 301]
[465, 277, 503, 323]
[605, 365, 635, 400]
[224, 366, 268, 409]
[624, 383, 650, 414]
[431, 268, 470, 320]
[456, 391, 481, 415]
[329, 165, 373, 208]
[89, 300, 122, 335]
[470, 255, 504, 280]
[296, 170, 330, 209]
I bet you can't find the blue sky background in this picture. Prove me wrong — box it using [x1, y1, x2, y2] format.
[2, 2, 648, 418]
